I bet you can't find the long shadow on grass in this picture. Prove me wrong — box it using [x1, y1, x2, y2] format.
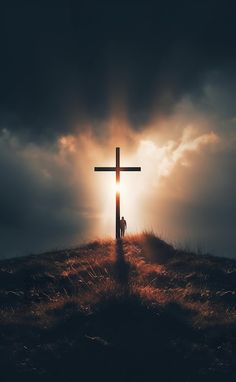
[114, 239, 130, 286]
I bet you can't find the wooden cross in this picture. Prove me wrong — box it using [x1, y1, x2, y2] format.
[94, 147, 141, 239]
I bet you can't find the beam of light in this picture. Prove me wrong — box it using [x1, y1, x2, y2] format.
[56, 118, 220, 241]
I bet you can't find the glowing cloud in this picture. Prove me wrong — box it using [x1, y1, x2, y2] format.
[0, 109, 224, 257]
[53, 120, 220, 240]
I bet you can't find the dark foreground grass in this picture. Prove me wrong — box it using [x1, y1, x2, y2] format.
[0, 233, 235, 381]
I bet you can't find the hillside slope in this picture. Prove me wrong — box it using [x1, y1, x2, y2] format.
[0, 234, 235, 382]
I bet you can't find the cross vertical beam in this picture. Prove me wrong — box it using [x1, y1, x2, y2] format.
[94, 147, 141, 239]
[116, 147, 120, 239]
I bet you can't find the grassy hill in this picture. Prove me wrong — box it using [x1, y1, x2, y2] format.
[0, 233, 235, 382]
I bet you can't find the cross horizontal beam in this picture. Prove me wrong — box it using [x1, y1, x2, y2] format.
[94, 167, 141, 171]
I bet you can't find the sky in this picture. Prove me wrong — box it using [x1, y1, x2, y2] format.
[1, 0, 236, 258]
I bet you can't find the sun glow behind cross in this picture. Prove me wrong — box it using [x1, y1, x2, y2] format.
[95, 152, 141, 234]
[92, 131, 219, 238]
[113, 181, 122, 194]
[57, 121, 220, 241]
[96, 161, 144, 236]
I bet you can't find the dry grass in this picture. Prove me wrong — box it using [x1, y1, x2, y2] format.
[0, 233, 235, 381]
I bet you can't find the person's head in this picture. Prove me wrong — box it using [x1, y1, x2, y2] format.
[122, 216, 124, 219]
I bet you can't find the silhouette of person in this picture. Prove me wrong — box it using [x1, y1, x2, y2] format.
[120, 216, 127, 237]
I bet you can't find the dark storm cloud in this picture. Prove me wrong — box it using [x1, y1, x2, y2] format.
[0, 130, 92, 257]
[1, 0, 236, 138]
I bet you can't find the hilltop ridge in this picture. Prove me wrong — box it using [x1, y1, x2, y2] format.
[0, 234, 235, 381]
